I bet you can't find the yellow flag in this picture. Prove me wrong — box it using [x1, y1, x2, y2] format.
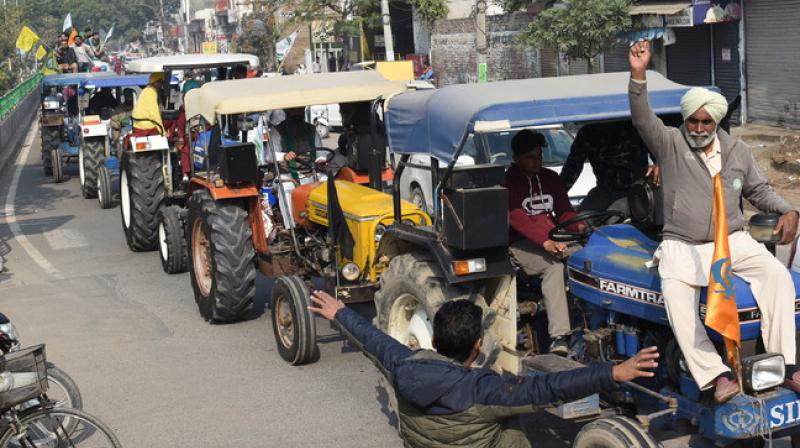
[15, 26, 40, 52]
[41, 51, 59, 75]
[360, 22, 371, 61]
[704, 174, 740, 367]
[35, 45, 47, 60]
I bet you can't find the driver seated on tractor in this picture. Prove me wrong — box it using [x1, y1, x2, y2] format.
[560, 120, 661, 215]
[87, 88, 118, 116]
[504, 130, 586, 356]
[131, 72, 165, 137]
[629, 40, 800, 403]
[308, 291, 659, 448]
[110, 89, 135, 147]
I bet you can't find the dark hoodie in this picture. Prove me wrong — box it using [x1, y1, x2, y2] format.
[335, 307, 616, 448]
[504, 164, 578, 247]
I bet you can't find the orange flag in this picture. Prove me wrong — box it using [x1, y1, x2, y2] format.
[68, 29, 78, 46]
[704, 174, 740, 367]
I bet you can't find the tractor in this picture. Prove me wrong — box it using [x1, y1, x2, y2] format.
[373, 71, 800, 446]
[178, 72, 431, 356]
[118, 53, 259, 256]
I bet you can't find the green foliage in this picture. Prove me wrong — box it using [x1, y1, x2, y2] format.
[520, 0, 632, 72]
[408, 0, 448, 25]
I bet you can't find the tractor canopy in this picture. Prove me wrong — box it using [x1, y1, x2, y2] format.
[125, 53, 259, 72]
[385, 71, 705, 165]
[42, 72, 119, 88]
[183, 71, 413, 125]
[82, 74, 151, 89]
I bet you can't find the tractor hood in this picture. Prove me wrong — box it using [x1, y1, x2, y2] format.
[567, 224, 800, 342]
[307, 180, 421, 224]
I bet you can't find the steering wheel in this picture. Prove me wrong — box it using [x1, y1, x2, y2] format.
[290, 147, 336, 170]
[490, 152, 508, 164]
[548, 210, 626, 243]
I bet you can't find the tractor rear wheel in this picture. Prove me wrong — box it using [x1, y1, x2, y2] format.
[80, 137, 104, 199]
[572, 416, 659, 448]
[97, 165, 114, 209]
[158, 205, 188, 274]
[120, 151, 164, 252]
[187, 190, 255, 323]
[51, 149, 64, 183]
[270, 275, 318, 365]
[41, 127, 60, 177]
[374, 252, 496, 367]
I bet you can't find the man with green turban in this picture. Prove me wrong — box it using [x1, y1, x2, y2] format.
[629, 40, 799, 404]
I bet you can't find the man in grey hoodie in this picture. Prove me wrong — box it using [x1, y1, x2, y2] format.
[629, 40, 799, 404]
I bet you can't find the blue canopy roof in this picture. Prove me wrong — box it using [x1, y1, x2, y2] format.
[83, 74, 151, 88]
[385, 71, 698, 165]
[42, 72, 119, 88]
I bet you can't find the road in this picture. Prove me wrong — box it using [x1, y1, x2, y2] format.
[0, 124, 403, 447]
[0, 123, 794, 447]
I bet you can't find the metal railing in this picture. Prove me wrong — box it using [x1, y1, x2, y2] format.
[0, 74, 42, 121]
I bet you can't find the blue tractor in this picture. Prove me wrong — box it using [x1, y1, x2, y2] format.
[374, 71, 800, 446]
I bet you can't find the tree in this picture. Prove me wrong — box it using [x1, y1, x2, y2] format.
[408, 0, 448, 26]
[519, 0, 632, 73]
[232, 0, 287, 72]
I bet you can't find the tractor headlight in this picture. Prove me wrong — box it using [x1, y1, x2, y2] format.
[341, 262, 360, 281]
[743, 353, 785, 392]
[43, 100, 60, 110]
[375, 224, 387, 242]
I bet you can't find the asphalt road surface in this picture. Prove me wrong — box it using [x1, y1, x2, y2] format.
[0, 124, 794, 447]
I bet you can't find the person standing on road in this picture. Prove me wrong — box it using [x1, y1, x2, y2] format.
[504, 129, 585, 355]
[629, 40, 800, 403]
[309, 291, 659, 448]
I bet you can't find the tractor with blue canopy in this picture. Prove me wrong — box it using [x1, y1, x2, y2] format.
[374, 71, 800, 447]
[40, 72, 117, 184]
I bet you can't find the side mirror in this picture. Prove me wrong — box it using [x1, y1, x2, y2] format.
[100, 107, 113, 121]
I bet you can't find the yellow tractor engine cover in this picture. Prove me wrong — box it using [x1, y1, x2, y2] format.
[307, 180, 430, 280]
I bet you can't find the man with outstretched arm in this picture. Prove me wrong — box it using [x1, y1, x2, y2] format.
[628, 40, 799, 404]
[308, 291, 658, 448]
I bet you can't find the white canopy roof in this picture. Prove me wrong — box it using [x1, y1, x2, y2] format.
[185, 71, 412, 125]
[126, 53, 259, 73]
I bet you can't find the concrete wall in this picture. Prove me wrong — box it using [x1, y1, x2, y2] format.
[430, 12, 540, 85]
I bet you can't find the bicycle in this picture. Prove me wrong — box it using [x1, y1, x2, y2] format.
[0, 345, 122, 448]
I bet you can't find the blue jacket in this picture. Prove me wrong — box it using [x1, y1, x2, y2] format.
[335, 308, 617, 447]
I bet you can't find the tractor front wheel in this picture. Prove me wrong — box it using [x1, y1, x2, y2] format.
[51, 149, 64, 183]
[41, 127, 60, 177]
[158, 205, 188, 274]
[572, 416, 659, 448]
[270, 276, 318, 365]
[187, 190, 255, 323]
[97, 165, 114, 209]
[120, 151, 164, 251]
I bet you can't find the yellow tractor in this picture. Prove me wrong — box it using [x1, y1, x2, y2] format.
[180, 71, 432, 364]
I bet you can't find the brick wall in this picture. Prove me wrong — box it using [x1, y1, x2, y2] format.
[430, 12, 540, 85]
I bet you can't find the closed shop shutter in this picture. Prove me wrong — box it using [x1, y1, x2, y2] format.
[667, 26, 712, 86]
[604, 45, 629, 73]
[713, 22, 741, 125]
[745, 0, 800, 127]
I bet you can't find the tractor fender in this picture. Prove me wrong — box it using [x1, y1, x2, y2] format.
[81, 116, 108, 137]
[188, 177, 258, 201]
[376, 225, 513, 285]
[129, 135, 169, 152]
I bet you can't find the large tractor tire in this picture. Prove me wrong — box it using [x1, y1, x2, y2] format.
[51, 149, 64, 183]
[270, 276, 318, 365]
[41, 127, 60, 177]
[120, 151, 164, 252]
[572, 416, 659, 448]
[187, 190, 256, 323]
[158, 205, 188, 274]
[79, 137, 105, 199]
[97, 165, 114, 209]
[374, 252, 497, 367]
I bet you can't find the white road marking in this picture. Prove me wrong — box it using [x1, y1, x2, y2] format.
[3, 123, 64, 279]
[43, 228, 89, 250]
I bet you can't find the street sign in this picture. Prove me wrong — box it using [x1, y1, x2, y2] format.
[478, 63, 487, 83]
[202, 42, 218, 54]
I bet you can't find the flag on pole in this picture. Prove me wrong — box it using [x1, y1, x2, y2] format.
[275, 30, 299, 62]
[35, 45, 47, 60]
[68, 29, 78, 46]
[360, 21, 371, 61]
[42, 51, 59, 75]
[15, 26, 40, 53]
[704, 174, 741, 368]
[103, 24, 115, 46]
[62, 13, 73, 32]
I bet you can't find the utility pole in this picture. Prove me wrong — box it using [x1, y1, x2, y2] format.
[380, 0, 394, 61]
[475, 0, 487, 81]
